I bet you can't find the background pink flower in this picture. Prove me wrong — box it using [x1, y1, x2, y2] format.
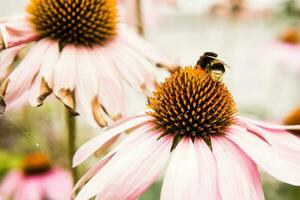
[0, 153, 73, 200]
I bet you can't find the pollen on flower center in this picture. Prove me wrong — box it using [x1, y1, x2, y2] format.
[23, 152, 52, 175]
[148, 67, 237, 148]
[27, 0, 117, 48]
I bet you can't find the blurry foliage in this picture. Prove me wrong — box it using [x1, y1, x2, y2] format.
[0, 100, 69, 169]
[276, 0, 300, 26]
[262, 174, 300, 200]
[0, 151, 21, 178]
[140, 181, 162, 200]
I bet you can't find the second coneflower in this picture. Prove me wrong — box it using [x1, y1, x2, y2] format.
[0, 152, 72, 200]
[72, 65, 300, 200]
[0, 0, 173, 127]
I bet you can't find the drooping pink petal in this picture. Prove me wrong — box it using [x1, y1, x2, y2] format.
[0, 16, 38, 48]
[28, 73, 43, 106]
[74, 47, 101, 127]
[39, 41, 60, 88]
[118, 25, 173, 65]
[3, 39, 51, 105]
[0, 45, 23, 74]
[227, 126, 300, 186]
[0, 171, 22, 199]
[238, 116, 300, 130]
[41, 169, 73, 200]
[212, 136, 264, 200]
[240, 121, 300, 155]
[75, 131, 172, 200]
[105, 41, 144, 91]
[93, 47, 125, 116]
[161, 138, 219, 200]
[6, 92, 28, 111]
[114, 41, 156, 92]
[72, 153, 116, 198]
[53, 44, 77, 94]
[13, 177, 43, 200]
[72, 115, 153, 167]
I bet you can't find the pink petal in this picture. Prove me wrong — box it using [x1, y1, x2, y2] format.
[114, 42, 156, 91]
[240, 121, 300, 155]
[94, 48, 125, 116]
[92, 47, 125, 116]
[74, 48, 101, 127]
[75, 131, 172, 200]
[212, 136, 264, 200]
[1, 16, 38, 48]
[118, 26, 173, 65]
[41, 169, 73, 200]
[0, 171, 22, 199]
[238, 116, 300, 130]
[14, 177, 43, 200]
[72, 114, 153, 167]
[53, 45, 77, 94]
[28, 73, 42, 106]
[4, 39, 51, 105]
[0, 45, 23, 74]
[194, 138, 220, 199]
[72, 153, 115, 198]
[227, 126, 300, 186]
[161, 138, 219, 200]
[39, 41, 60, 88]
[105, 42, 143, 90]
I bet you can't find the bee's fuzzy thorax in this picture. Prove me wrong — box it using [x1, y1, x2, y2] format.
[148, 66, 237, 150]
[27, 0, 117, 49]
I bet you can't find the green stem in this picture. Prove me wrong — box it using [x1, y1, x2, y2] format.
[65, 108, 78, 184]
[136, 0, 145, 36]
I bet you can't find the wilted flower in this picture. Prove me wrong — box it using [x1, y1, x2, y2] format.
[0, 152, 72, 200]
[73, 66, 300, 200]
[0, 0, 173, 127]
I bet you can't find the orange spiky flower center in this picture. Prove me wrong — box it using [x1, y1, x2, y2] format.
[27, 0, 117, 49]
[148, 67, 237, 150]
[23, 152, 52, 175]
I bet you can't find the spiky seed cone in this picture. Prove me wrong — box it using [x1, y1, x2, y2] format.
[27, 0, 117, 48]
[148, 67, 237, 150]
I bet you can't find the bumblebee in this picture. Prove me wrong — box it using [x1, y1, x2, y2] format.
[196, 52, 228, 82]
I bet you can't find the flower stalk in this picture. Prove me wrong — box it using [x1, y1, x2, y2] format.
[65, 108, 78, 183]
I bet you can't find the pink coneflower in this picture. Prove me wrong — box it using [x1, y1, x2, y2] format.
[72, 66, 300, 200]
[0, 152, 72, 200]
[267, 28, 300, 74]
[0, 0, 173, 127]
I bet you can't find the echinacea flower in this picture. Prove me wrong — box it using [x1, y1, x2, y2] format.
[266, 28, 300, 74]
[0, 0, 173, 127]
[72, 66, 300, 200]
[0, 152, 72, 200]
